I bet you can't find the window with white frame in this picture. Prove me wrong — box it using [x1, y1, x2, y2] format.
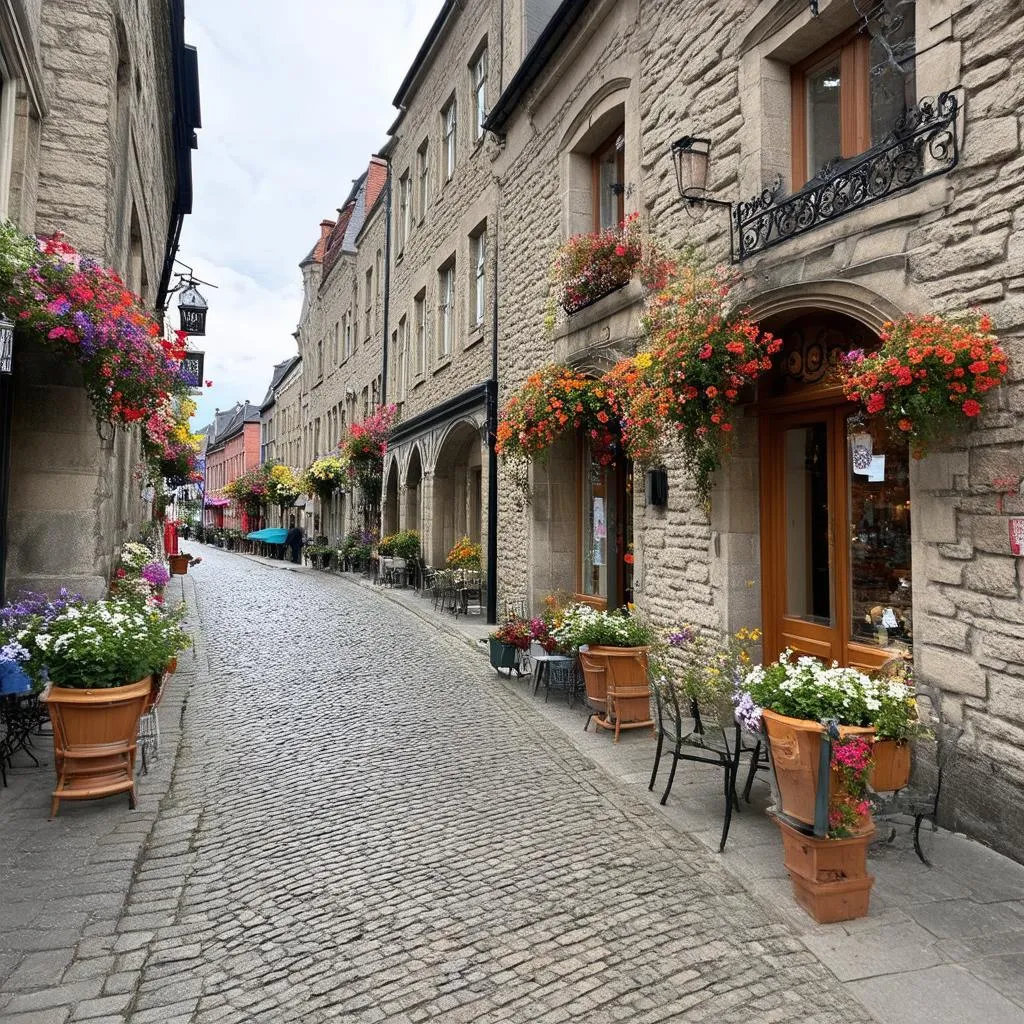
[418, 139, 430, 220]
[333, 322, 339, 365]
[365, 269, 373, 341]
[398, 171, 411, 249]
[472, 49, 488, 142]
[472, 227, 487, 327]
[438, 261, 455, 358]
[443, 98, 457, 181]
[352, 284, 358, 349]
[414, 289, 426, 376]
[398, 315, 408, 400]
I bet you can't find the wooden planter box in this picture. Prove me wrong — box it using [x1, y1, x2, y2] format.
[578, 645, 652, 741]
[762, 709, 874, 834]
[42, 677, 152, 817]
[870, 738, 912, 792]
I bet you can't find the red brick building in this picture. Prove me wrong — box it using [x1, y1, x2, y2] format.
[203, 403, 262, 531]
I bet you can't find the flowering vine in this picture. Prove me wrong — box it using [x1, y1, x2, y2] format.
[829, 736, 874, 839]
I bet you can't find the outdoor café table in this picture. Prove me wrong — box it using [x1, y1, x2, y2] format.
[0, 690, 47, 784]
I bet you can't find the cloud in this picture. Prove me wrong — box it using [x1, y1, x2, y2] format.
[179, 0, 442, 427]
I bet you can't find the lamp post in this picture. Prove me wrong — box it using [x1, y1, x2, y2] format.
[178, 282, 209, 336]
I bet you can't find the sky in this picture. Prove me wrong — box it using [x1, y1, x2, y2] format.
[178, 0, 441, 429]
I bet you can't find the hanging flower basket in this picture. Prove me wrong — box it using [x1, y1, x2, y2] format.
[841, 312, 1010, 457]
[496, 365, 620, 467]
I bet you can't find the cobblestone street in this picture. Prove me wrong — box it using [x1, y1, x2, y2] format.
[2, 545, 875, 1023]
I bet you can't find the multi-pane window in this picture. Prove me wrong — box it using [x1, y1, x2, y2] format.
[472, 229, 486, 326]
[439, 262, 455, 358]
[353, 285, 360, 349]
[398, 315, 408, 400]
[414, 291, 426, 376]
[443, 99, 457, 180]
[592, 127, 625, 232]
[333, 323, 339, 366]
[365, 269, 373, 341]
[472, 49, 488, 141]
[418, 140, 430, 220]
[317, 338, 324, 379]
[344, 313, 352, 360]
[399, 171, 411, 249]
[791, 12, 916, 188]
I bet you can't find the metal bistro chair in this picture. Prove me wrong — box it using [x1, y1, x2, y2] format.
[649, 683, 767, 852]
[528, 642, 579, 706]
[455, 570, 483, 616]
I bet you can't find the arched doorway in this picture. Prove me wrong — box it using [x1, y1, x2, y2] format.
[431, 421, 482, 567]
[757, 310, 912, 672]
[405, 445, 423, 535]
[383, 459, 399, 536]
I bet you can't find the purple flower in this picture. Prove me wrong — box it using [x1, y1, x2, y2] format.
[734, 689, 763, 734]
[141, 562, 170, 587]
[668, 626, 695, 648]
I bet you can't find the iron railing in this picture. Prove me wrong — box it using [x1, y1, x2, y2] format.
[733, 91, 960, 262]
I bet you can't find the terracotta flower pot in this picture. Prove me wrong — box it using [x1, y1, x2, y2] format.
[42, 677, 152, 817]
[774, 815, 875, 923]
[870, 738, 912, 792]
[578, 645, 652, 741]
[168, 554, 190, 575]
[762, 709, 874, 832]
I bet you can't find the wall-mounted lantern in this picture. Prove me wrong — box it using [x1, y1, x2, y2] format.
[178, 283, 209, 336]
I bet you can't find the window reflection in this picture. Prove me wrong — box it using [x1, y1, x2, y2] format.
[785, 423, 832, 625]
[847, 416, 912, 653]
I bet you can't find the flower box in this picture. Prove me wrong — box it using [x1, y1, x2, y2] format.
[488, 637, 522, 675]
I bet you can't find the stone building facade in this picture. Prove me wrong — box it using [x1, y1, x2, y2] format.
[379, 0, 505, 572]
[0, 0, 200, 598]
[203, 402, 261, 533]
[291, 159, 388, 542]
[483, 0, 1024, 859]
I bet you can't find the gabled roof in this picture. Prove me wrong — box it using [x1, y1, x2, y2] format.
[208, 401, 262, 448]
[260, 355, 302, 411]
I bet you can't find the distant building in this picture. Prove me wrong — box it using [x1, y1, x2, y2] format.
[203, 403, 261, 532]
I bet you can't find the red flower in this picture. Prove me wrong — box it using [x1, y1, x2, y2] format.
[698, 344, 713, 360]
[962, 399, 981, 417]
[866, 392, 886, 414]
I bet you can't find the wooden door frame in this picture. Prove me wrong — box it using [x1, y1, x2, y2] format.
[760, 397, 897, 671]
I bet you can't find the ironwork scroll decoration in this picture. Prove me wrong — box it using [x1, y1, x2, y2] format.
[733, 92, 959, 262]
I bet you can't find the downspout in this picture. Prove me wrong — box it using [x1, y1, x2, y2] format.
[486, 200, 500, 625]
[0, 363, 13, 601]
[375, 152, 393, 404]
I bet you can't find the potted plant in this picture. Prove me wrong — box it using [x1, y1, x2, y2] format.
[736, 653, 921, 922]
[168, 552, 190, 575]
[553, 603, 656, 741]
[446, 536, 482, 569]
[13, 597, 191, 816]
[489, 618, 530, 675]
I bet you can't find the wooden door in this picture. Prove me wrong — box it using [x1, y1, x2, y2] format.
[760, 400, 912, 672]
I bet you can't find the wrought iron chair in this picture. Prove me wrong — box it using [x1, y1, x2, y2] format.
[649, 683, 766, 852]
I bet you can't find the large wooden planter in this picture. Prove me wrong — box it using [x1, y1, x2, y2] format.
[870, 738, 912, 792]
[775, 815, 875, 923]
[488, 638, 523, 676]
[578, 645, 652, 742]
[762, 709, 874, 834]
[42, 677, 152, 817]
[168, 553, 190, 575]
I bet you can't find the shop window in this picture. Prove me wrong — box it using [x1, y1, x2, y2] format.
[791, 8, 916, 189]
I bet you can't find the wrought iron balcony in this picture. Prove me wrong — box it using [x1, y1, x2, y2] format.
[733, 92, 960, 262]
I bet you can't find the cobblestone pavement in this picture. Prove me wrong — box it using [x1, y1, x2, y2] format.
[3, 547, 874, 1023]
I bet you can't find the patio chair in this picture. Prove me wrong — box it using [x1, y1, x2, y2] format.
[649, 684, 766, 852]
[456, 570, 483, 616]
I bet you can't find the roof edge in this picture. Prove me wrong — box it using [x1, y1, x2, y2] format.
[483, 0, 591, 136]
[392, 0, 459, 109]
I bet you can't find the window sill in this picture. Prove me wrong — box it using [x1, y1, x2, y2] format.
[465, 326, 485, 350]
[412, 375, 426, 390]
[433, 356, 452, 375]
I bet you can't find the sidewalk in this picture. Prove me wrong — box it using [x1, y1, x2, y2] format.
[349, 573, 1024, 1024]
[0, 572, 204, 1015]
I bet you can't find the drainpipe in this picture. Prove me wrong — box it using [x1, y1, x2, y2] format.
[375, 151, 393, 405]
[486, 203, 500, 625]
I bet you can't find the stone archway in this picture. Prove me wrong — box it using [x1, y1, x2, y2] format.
[383, 458, 399, 536]
[404, 445, 423, 534]
[431, 420, 483, 567]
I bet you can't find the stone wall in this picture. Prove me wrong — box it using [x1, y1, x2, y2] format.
[486, 0, 1024, 858]
[5, 0, 182, 598]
